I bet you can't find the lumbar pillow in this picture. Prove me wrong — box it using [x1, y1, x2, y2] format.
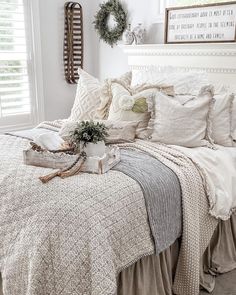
[149, 86, 215, 147]
[59, 120, 139, 144]
[211, 92, 235, 147]
[107, 82, 174, 139]
[96, 72, 132, 120]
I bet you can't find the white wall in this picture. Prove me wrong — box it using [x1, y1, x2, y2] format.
[38, 0, 163, 120]
[39, 0, 99, 120]
[97, 0, 164, 80]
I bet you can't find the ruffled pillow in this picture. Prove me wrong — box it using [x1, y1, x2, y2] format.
[232, 98, 236, 146]
[96, 72, 132, 120]
[211, 92, 235, 147]
[149, 86, 215, 148]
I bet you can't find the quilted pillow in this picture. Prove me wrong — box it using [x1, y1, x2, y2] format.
[211, 92, 235, 147]
[107, 83, 174, 139]
[149, 86, 215, 147]
[59, 120, 139, 144]
[69, 68, 101, 121]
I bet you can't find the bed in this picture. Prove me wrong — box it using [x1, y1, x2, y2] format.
[0, 43, 236, 295]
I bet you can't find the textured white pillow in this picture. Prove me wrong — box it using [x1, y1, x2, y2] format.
[69, 68, 101, 121]
[232, 98, 236, 144]
[107, 83, 174, 139]
[211, 92, 235, 147]
[108, 83, 153, 138]
[69, 70, 132, 122]
[215, 86, 236, 145]
[96, 72, 132, 120]
[132, 67, 208, 95]
[149, 86, 215, 147]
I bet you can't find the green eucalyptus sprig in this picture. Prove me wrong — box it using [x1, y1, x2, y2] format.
[70, 121, 109, 150]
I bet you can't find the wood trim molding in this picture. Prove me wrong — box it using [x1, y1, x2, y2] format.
[121, 43, 236, 57]
[131, 65, 236, 74]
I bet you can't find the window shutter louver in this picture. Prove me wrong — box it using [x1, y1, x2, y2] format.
[0, 0, 36, 130]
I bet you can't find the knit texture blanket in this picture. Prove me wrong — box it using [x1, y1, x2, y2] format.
[114, 149, 182, 254]
[118, 141, 218, 295]
[0, 134, 217, 295]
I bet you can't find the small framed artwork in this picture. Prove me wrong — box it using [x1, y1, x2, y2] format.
[165, 1, 236, 44]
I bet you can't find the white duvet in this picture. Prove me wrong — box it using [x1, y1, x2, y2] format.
[175, 145, 236, 220]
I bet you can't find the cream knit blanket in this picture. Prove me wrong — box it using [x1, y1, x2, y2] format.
[119, 141, 218, 295]
[0, 134, 217, 295]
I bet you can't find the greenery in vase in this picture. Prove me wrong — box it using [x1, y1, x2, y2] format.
[70, 121, 109, 149]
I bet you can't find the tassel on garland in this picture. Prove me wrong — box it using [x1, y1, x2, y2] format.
[39, 152, 87, 184]
[60, 155, 86, 178]
[39, 170, 62, 184]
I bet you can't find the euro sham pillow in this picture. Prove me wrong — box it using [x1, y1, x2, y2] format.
[131, 67, 208, 95]
[69, 69, 132, 121]
[107, 82, 174, 139]
[211, 92, 235, 147]
[149, 86, 215, 147]
[59, 120, 139, 144]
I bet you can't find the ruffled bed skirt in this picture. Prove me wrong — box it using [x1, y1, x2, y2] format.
[0, 216, 235, 295]
[118, 214, 236, 295]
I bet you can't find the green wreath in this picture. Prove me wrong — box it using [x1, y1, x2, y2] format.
[94, 0, 127, 47]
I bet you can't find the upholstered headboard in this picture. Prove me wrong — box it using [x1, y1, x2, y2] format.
[122, 43, 236, 91]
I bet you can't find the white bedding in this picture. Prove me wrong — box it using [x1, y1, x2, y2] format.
[175, 145, 236, 220]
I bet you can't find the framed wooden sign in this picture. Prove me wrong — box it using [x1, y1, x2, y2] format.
[165, 1, 236, 44]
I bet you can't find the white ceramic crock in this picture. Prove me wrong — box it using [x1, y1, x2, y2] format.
[80, 141, 106, 157]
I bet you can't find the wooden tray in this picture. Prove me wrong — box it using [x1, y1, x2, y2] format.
[23, 146, 120, 174]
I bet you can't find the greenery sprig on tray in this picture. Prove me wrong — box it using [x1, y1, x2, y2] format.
[94, 0, 127, 47]
[70, 121, 109, 149]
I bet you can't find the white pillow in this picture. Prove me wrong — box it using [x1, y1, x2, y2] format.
[132, 66, 208, 95]
[69, 68, 101, 121]
[149, 86, 215, 148]
[108, 83, 153, 139]
[96, 72, 132, 120]
[107, 82, 174, 139]
[232, 97, 236, 144]
[211, 92, 235, 147]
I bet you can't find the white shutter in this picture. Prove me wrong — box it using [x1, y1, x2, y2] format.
[0, 0, 42, 131]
